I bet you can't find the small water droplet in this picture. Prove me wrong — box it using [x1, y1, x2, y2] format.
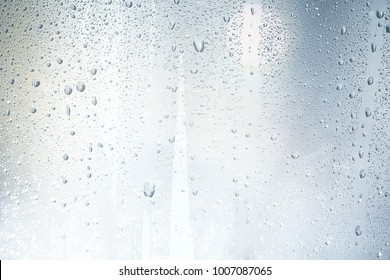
[57, 58, 63, 64]
[359, 169, 366, 179]
[91, 96, 97, 106]
[66, 105, 71, 116]
[63, 153, 69, 160]
[90, 68, 97, 75]
[291, 151, 299, 159]
[223, 16, 230, 22]
[367, 76, 374, 85]
[143, 182, 156, 197]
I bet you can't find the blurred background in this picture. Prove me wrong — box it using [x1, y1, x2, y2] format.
[0, 0, 389, 259]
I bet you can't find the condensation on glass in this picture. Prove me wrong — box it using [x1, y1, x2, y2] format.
[0, 0, 389, 259]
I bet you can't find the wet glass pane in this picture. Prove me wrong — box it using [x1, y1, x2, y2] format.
[0, 0, 389, 259]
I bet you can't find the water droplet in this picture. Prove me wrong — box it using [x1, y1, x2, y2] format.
[90, 68, 97, 75]
[57, 58, 63, 64]
[76, 81, 86, 92]
[223, 16, 230, 23]
[386, 23, 390, 33]
[359, 150, 364, 158]
[377, 251, 383, 259]
[125, 0, 133, 8]
[64, 85, 72, 95]
[365, 107, 371, 117]
[376, 9, 384, 19]
[291, 151, 299, 159]
[371, 43, 377, 53]
[169, 136, 175, 143]
[169, 21, 176, 30]
[69, 4, 76, 10]
[193, 40, 205, 53]
[66, 105, 71, 116]
[32, 79, 40, 87]
[359, 169, 366, 179]
[355, 225, 362, 236]
[91, 96, 97, 106]
[341, 26, 347, 35]
[367, 76, 374, 85]
[143, 182, 156, 197]
[251, 7, 255, 15]
[63, 153, 69, 160]
[30, 107, 37, 113]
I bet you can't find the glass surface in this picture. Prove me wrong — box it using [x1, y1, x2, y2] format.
[0, 0, 389, 259]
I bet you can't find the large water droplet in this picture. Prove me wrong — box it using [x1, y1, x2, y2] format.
[341, 26, 347, 35]
[355, 225, 362, 236]
[143, 182, 156, 197]
[367, 76, 374, 85]
[32, 79, 40, 87]
[386, 23, 390, 33]
[359, 169, 366, 179]
[76, 81, 86, 92]
[125, 0, 132, 8]
[365, 107, 371, 117]
[376, 9, 384, 19]
[371, 43, 377, 53]
[64, 85, 72, 95]
[193, 40, 205, 53]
